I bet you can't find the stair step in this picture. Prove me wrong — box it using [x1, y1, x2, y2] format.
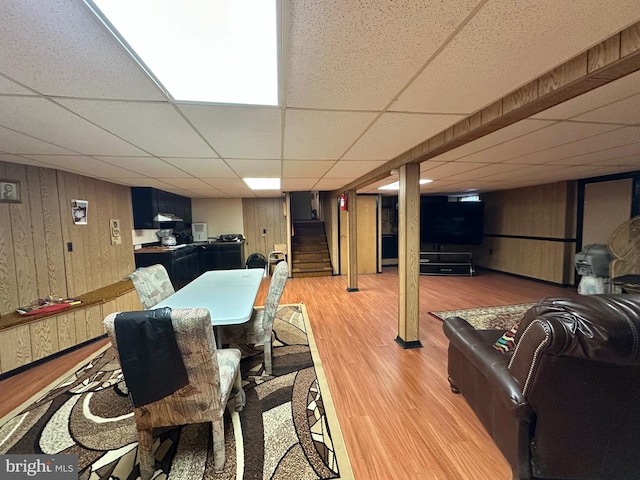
[294, 253, 330, 262]
[292, 260, 331, 269]
[293, 236, 327, 244]
[292, 244, 329, 253]
[293, 270, 333, 278]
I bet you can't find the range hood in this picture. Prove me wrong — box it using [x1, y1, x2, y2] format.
[154, 213, 183, 222]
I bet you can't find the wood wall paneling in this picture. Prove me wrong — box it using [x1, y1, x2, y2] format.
[242, 198, 288, 261]
[39, 167, 67, 298]
[57, 312, 77, 351]
[86, 304, 105, 338]
[7, 163, 38, 307]
[356, 196, 377, 274]
[478, 181, 576, 284]
[29, 317, 58, 361]
[0, 163, 20, 314]
[0, 160, 135, 315]
[0, 324, 31, 372]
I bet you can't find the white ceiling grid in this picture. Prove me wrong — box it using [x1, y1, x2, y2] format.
[0, 0, 638, 198]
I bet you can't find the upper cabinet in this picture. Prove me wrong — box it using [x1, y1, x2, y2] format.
[131, 187, 192, 230]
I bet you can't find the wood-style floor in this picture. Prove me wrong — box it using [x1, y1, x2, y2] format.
[0, 268, 578, 479]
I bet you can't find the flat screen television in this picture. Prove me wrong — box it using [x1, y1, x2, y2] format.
[420, 200, 484, 245]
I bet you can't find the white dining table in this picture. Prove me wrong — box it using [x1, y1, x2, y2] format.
[155, 268, 264, 330]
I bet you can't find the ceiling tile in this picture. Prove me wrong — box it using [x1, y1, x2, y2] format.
[187, 189, 228, 198]
[393, 0, 640, 113]
[0, 0, 166, 100]
[94, 156, 192, 177]
[160, 158, 237, 178]
[532, 70, 640, 120]
[0, 126, 77, 155]
[430, 119, 553, 163]
[0, 77, 35, 95]
[323, 160, 387, 179]
[572, 93, 640, 125]
[313, 178, 355, 191]
[225, 159, 282, 178]
[56, 99, 216, 157]
[419, 161, 491, 179]
[287, 0, 480, 110]
[202, 178, 247, 190]
[442, 162, 530, 181]
[0, 97, 146, 155]
[158, 178, 213, 190]
[282, 178, 319, 191]
[284, 110, 377, 160]
[552, 140, 640, 166]
[502, 127, 640, 165]
[179, 104, 281, 159]
[463, 122, 620, 164]
[344, 113, 464, 160]
[283, 160, 334, 178]
[0, 153, 50, 168]
[19, 155, 145, 178]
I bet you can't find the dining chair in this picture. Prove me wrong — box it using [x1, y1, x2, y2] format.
[130, 264, 175, 309]
[267, 243, 287, 277]
[103, 307, 244, 480]
[219, 260, 289, 375]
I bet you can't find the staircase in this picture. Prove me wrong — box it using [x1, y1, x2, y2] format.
[291, 220, 333, 278]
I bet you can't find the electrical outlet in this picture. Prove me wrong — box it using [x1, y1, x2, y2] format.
[67, 242, 73, 252]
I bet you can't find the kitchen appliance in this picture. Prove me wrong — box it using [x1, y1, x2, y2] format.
[219, 234, 244, 242]
[157, 228, 177, 246]
[192, 222, 208, 242]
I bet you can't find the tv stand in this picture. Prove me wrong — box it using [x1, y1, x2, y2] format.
[419, 251, 474, 276]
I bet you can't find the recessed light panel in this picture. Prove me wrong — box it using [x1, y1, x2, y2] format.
[88, 0, 278, 105]
[243, 177, 280, 190]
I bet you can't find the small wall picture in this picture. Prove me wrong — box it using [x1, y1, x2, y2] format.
[0, 179, 21, 203]
[110, 218, 122, 245]
[71, 199, 88, 225]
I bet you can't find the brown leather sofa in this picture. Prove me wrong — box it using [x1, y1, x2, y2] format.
[443, 294, 640, 480]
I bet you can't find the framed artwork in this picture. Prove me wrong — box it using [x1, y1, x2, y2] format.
[0, 179, 21, 203]
[71, 199, 88, 225]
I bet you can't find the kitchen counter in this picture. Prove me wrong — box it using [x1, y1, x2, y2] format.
[135, 244, 196, 253]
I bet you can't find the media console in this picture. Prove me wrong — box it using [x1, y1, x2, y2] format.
[419, 251, 474, 276]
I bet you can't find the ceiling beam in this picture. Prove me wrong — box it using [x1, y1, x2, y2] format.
[331, 21, 640, 197]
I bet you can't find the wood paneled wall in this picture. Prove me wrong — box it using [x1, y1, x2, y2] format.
[242, 197, 288, 261]
[0, 161, 135, 315]
[0, 289, 141, 374]
[474, 181, 577, 284]
[320, 192, 339, 274]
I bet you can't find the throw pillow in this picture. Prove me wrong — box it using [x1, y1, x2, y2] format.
[493, 323, 519, 353]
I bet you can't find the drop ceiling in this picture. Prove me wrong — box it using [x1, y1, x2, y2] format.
[1, 0, 639, 198]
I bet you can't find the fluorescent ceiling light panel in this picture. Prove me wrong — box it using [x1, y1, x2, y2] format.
[90, 0, 278, 105]
[378, 179, 433, 190]
[243, 177, 281, 190]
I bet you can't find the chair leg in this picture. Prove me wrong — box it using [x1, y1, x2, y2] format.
[212, 418, 225, 471]
[137, 429, 155, 480]
[264, 336, 272, 375]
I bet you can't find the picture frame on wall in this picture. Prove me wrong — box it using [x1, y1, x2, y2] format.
[0, 179, 21, 203]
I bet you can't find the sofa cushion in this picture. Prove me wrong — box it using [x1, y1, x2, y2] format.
[493, 323, 519, 353]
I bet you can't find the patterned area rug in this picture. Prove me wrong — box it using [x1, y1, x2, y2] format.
[429, 303, 536, 330]
[0, 304, 353, 480]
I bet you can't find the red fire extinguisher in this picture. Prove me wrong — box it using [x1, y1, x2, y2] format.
[340, 193, 348, 212]
[339, 193, 348, 211]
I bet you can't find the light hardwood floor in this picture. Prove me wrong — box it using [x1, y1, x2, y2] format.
[0, 268, 578, 479]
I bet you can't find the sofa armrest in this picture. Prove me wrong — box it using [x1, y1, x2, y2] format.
[443, 317, 532, 420]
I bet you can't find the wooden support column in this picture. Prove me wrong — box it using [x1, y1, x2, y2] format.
[346, 190, 359, 292]
[396, 164, 422, 348]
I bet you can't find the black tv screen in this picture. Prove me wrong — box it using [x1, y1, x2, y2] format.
[420, 200, 484, 245]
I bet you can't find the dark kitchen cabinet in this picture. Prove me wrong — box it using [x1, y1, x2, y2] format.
[198, 242, 245, 272]
[131, 187, 192, 231]
[135, 246, 199, 290]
